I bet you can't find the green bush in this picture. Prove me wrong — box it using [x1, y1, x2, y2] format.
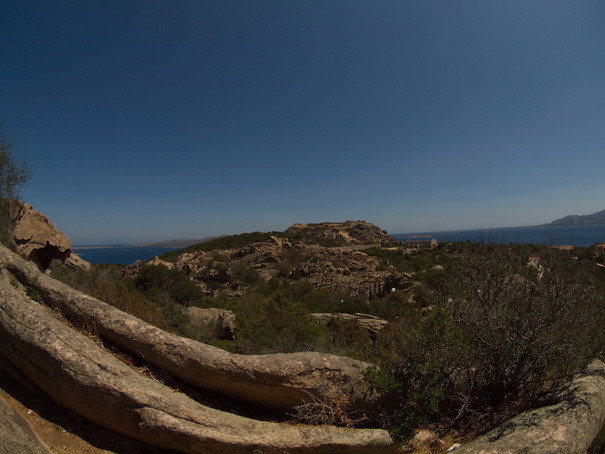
[51, 263, 171, 331]
[135, 264, 203, 305]
[235, 294, 328, 354]
[89, 280, 170, 330]
[323, 317, 375, 360]
[366, 308, 467, 441]
[368, 243, 605, 440]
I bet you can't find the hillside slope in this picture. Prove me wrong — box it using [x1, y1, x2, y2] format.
[550, 209, 605, 226]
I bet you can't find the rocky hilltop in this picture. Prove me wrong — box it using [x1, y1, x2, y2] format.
[127, 221, 410, 299]
[285, 220, 396, 246]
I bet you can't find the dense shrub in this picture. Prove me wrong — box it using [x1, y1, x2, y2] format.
[50, 263, 170, 330]
[368, 244, 605, 440]
[235, 293, 328, 354]
[134, 264, 204, 305]
[323, 317, 375, 360]
[88, 280, 169, 330]
[369, 291, 421, 321]
[367, 308, 467, 441]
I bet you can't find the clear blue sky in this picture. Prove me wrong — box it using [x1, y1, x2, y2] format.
[3, 1, 605, 245]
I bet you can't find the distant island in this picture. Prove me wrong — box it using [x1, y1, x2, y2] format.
[549, 209, 605, 227]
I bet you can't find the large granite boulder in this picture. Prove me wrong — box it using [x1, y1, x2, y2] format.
[166, 238, 411, 299]
[184, 307, 236, 341]
[7, 200, 89, 272]
[312, 313, 389, 338]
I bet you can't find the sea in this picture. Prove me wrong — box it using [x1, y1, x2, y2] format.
[74, 225, 605, 266]
[72, 246, 179, 266]
[391, 225, 605, 248]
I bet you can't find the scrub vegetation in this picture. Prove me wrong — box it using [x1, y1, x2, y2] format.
[51, 235, 605, 445]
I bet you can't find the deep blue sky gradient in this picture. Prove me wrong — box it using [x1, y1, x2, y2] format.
[2, 1, 605, 244]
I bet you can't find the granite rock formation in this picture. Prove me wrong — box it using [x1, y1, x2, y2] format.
[285, 220, 397, 246]
[132, 221, 411, 300]
[184, 307, 236, 341]
[6, 200, 89, 272]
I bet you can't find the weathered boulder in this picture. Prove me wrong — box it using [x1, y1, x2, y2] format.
[6, 200, 89, 271]
[0, 270, 394, 453]
[0, 245, 378, 413]
[184, 307, 236, 341]
[312, 313, 389, 338]
[455, 360, 605, 453]
[0, 395, 51, 454]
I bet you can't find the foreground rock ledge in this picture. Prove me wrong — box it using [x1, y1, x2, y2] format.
[0, 270, 393, 453]
[455, 360, 605, 454]
[0, 394, 51, 454]
[0, 245, 374, 412]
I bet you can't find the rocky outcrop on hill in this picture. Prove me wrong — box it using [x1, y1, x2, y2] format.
[5, 200, 89, 272]
[286, 220, 397, 246]
[139, 226, 411, 299]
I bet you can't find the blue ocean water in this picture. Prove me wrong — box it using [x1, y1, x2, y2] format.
[391, 225, 605, 248]
[73, 246, 178, 265]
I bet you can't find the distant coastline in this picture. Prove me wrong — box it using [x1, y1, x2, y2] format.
[392, 224, 605, 248]
[549, 209, 605, 227]
[73, 237, 214, 249]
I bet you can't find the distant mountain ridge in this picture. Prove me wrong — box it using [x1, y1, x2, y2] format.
[550, 209, 605, 226]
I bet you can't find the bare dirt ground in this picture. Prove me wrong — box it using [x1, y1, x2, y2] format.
[0, 368, 173, 454]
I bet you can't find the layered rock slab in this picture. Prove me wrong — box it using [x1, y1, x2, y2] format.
[0, 268, 393, 453]
[0, 245, 375, 413]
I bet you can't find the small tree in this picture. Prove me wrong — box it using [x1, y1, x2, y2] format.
[0, 123, 31, 245]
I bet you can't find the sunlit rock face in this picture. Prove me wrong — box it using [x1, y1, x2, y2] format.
[7, 200, 89, 272]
